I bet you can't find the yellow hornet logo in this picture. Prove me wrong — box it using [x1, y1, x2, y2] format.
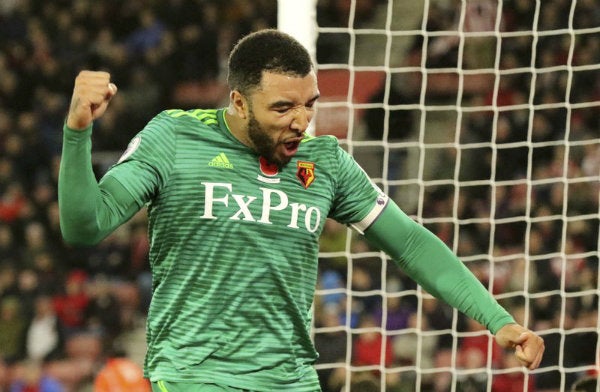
[296, 161, 315, 189]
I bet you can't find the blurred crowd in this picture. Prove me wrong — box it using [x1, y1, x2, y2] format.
[0, 0, 598, 391]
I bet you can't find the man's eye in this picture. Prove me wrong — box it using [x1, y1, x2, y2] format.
[275, 108, 290, 114]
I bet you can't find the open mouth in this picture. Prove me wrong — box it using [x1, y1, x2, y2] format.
[280, 140, 300, 158]
[284, 140, 300, 151]
[280, 134, 304, 157]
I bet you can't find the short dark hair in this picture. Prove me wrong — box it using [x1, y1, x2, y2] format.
[227, 29, 313, 95]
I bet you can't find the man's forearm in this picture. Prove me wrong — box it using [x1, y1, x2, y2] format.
[59, 124, 106, 245]
[364, 201, 514, 334]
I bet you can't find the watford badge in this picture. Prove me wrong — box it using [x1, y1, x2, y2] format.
[296, 161, 315, 189]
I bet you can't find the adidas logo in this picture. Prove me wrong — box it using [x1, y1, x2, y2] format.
[208, 153, 233, 169]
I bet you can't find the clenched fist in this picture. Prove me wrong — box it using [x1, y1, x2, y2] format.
[66, 70, 118, 130]
[495, 323, 545, 370]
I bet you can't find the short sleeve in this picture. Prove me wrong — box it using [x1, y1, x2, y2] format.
[328, 146, 389, 234]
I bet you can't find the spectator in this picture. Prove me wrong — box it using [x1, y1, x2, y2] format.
[52, 270, 90, 333]
[9, 359, 64, 392]
[492, 350, 536, 392]
[85, 275, 123, 346]
[93, 347, 150, 392]
[313, 303, 348, 392]
[353, 314, 394, 372]
[0, 296, 26, 362]
[24, 294, 65, 362]
[372, 295, 413, 332]
[458, 318, 504, 369]
[0, 230, 19, 273]
[392, 312, 438, 389]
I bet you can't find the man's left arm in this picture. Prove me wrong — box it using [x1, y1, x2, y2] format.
[362, 199, 544, 370]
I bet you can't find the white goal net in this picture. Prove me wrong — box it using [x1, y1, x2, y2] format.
[284, 1, 600, 391]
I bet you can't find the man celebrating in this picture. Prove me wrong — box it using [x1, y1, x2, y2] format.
[59, 29, 543, 391]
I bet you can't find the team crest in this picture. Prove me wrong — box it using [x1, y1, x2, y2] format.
[296, 161, 315, 189]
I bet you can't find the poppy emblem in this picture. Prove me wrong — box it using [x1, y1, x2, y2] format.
[259, 156, 279, 176]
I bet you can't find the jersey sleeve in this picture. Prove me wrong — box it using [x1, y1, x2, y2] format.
[363, 199, 515, 334]
[102, 111, 177, 207]
[327, 142, 388, 232]
[59, 126, 143, 245]
[59, 112, 176, 246]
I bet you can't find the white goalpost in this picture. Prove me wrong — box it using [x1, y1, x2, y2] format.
[279, 1, 600, 391]
[277, 0, 318, 61]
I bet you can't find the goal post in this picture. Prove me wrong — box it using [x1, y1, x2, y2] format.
[279, 1, 600, 391]
[277, 0, 318, 61]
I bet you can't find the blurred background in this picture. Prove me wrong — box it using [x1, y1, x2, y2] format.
[0, 0, 598, 391]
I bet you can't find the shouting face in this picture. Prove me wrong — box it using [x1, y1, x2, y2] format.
[230, 71, 320, 168]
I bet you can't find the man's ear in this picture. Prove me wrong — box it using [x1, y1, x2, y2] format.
[230, 90, 248, 119]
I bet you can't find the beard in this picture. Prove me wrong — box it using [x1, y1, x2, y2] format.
[246, 110, 291, 169]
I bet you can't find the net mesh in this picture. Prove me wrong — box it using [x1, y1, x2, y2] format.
[311, 1, 600, 391]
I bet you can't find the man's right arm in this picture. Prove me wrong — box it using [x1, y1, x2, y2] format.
[59, 125, 142, 246]
[59, 71, 140, 246]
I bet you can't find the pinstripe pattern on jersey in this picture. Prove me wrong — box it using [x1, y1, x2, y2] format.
[105, 108, 382, 391]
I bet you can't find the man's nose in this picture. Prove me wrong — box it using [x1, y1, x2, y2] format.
[290, 106, 310, 132]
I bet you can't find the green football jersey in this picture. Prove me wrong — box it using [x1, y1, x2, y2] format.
[101, 108, 388, 390]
